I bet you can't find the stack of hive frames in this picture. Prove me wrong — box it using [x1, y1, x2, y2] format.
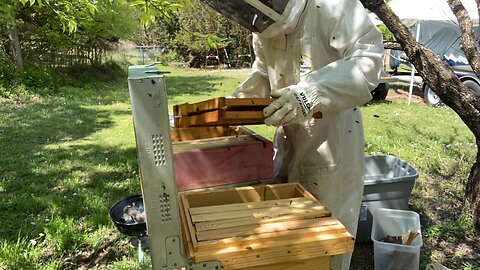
[173, 97, 322, 128]
[179, 183, 354, 270]
[173, 97, 273, 127]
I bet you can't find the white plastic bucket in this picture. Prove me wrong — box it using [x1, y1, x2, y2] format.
[371, 208, 423, 270]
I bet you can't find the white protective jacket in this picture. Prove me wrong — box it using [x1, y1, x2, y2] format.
[232, 0, 384, 268]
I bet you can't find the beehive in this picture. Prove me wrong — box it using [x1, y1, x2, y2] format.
[179, 183, 354, 270]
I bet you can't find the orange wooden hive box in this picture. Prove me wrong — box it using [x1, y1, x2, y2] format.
[179, 183, 354, 270]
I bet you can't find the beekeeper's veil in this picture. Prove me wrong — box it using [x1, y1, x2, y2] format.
[200, 0, 308, 38]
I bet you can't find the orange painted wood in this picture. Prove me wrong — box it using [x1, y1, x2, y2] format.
[174, 98, 274, 116]
[171, 126, 239, 142]
[173, 97, 322, 128]
[175, 111, 266, 127]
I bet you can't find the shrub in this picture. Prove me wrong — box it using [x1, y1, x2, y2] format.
[0, 52, 20, 90]
[0, 57, 127, 99]
[20, 67, 62, 94]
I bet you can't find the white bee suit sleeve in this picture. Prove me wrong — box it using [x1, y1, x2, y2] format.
[262, 0, 384, 126]
[232, 35, 271, 98]
[296, 0, 384, 113]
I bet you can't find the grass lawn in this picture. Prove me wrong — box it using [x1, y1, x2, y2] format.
[0, 65, 478, 269]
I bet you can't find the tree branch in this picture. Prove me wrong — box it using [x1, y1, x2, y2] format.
[447, 0, 480, 76]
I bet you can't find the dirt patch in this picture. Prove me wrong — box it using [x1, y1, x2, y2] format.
[70, 231, 124, 270]
[386, 83, 426, 105]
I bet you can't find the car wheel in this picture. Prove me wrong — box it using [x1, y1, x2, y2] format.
[423, 84, 444, 107]
[462, 79, 480, 95]
[370, 83, 389, 100]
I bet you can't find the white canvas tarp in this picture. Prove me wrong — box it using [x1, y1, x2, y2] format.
[370, 0, 480, 103]
[388, 0, 478, 26]
[372, 0, 480, 66]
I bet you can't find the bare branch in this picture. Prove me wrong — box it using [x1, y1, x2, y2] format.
[383, 41, 401, 50]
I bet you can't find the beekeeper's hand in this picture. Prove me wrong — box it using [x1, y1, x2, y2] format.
[263, 84, 319, 126]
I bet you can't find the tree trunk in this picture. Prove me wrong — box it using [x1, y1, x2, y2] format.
[360, 0, 480, 228]
[7, 24, 23, 70]
[447, 0, 480, 230]
[467, 140, 480, 226]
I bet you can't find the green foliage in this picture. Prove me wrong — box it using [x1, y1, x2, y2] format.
[14, 0, 98, 33]
[2, 0, 246, 70]
[0, 66, 478, 269]
[0, 51, 19, 87]
[0, 60, 127, 99]
[59, 60, 127, 85]
[378, 24, 394, 41]
[135, 0, 252, 67]
[131, 0, 190, 28]
[0, 232, 41, 270]
[44, 218, 86, 252]
[1, 0, 141, 70]
[156, 50, 182, 66]
[0, 3, 15, 27]
[20, 67, 61, 90]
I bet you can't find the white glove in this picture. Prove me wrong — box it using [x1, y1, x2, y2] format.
[263, 84, 319, 126]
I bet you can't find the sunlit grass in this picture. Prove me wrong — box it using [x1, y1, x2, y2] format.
[0, 65, 478, 269]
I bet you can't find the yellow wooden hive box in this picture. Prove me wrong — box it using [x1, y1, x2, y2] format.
[179, 182, 354, 270]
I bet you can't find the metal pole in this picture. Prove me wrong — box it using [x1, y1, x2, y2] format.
[408, 23, 421, 105]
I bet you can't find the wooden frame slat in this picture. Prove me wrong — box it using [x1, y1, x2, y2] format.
[189, 197, 314, 215]
[196, 226, 349, 256]
[175, 111, 265, 128]
[180, 194, 200, 252]
[190, 204, 328, 223]
[194, 208, 331, 232]
[195, 217, 339, 242]
[174, 98, 274, 116]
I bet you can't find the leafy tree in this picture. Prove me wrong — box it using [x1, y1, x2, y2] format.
[0, 0, 192, 69]
[131, 0, 189, 27]
[137, 0, 252, 67]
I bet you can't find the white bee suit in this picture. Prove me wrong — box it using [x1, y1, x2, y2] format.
[232, 0, 384, 269]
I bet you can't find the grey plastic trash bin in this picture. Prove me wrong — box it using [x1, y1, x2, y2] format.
[356, 155, 419, 243]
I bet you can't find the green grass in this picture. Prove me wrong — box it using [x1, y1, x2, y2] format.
[358, 101, 477, 269]
[0, 65, 478, 269]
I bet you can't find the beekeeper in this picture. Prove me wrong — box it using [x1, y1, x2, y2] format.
[200, 0, 384, 268]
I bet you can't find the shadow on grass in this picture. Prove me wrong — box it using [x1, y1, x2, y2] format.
[165, 74, 230, 97]
[0, 72, 239, 267]
[361, 105, 478, 269]
[0, 98, 140, 242]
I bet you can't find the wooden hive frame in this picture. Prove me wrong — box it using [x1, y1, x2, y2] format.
[173, 97, 322, 128]
[178, 183, 354, 270]
[173, 97, 273, 127]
